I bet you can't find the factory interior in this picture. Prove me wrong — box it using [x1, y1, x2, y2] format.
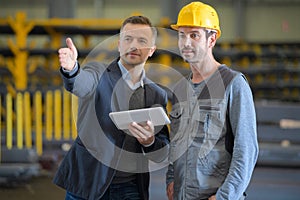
[0, 0, 300, 199]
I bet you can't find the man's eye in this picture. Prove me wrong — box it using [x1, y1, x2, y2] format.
[139, 39, 147, 44]
[124, 37, 132, 41]
[190, 33, 200, 39]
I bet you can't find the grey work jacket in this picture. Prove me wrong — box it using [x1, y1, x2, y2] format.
[167, 65, 258, 200]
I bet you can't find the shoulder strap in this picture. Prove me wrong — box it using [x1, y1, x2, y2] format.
[198, 65, 239, 99]
[198, 65, 239, 154]
[225, 102, 234, 154]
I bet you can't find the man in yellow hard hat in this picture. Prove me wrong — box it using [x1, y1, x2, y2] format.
[166, 2, 259, 200]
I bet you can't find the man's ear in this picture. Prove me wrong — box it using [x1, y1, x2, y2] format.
[209, 33, 217, 48]
[148, 45, 156, 57]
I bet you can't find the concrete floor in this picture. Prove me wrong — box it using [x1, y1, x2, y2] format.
[0, 166, 300, 200]
[150, 166, 300, 200]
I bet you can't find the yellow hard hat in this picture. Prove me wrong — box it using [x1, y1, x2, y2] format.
[171, 1, 221, 39]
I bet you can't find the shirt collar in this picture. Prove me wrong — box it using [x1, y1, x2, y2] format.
[118, 60, 145, 89]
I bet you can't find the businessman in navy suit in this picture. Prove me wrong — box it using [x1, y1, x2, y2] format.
[53, 16, 169, 200]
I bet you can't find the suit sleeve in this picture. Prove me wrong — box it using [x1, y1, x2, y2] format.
[60, 62, 106, 98]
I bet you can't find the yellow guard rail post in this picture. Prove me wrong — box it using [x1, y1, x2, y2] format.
[6, 12, 34, 91]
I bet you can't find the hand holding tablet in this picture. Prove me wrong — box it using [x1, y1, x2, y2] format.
[109, 107, 170, 130]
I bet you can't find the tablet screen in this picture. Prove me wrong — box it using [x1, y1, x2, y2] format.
[109, 107, 170, 130]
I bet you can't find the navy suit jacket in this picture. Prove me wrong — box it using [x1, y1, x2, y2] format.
[53, 58, 170, 200]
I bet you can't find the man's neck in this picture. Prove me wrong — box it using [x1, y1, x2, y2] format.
[129, 68, 143, 85]
[190, 61, 220, 83]
[123, 63, 144, 85]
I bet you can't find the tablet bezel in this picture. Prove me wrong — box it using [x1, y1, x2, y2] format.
[109, 107, 170, 130]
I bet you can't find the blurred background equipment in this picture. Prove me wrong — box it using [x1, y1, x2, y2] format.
[0, 0, 300, 199]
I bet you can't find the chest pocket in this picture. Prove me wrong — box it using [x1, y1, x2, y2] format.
[196, 100, 225, 158]
[199, 105, 222, 138]
[169, 102, 191, 163]
[169, 105, 183, 137]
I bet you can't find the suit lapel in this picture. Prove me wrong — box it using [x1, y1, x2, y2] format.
[106, 59, 129, 112]
[106, 59, 122, 86]
[107, 61, 157, 110]
[144, 78, 155, 108]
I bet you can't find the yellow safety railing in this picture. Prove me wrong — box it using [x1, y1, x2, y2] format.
[16, 93, 23, 149]
[0, 89, 77, 156]
[35, 91, 43, 155]
[6, 93, 13, 149]
[24, 92, 32, 148]
[0, 97, 1, 161]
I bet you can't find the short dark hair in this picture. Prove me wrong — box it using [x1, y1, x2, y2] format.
[205, 29, 217, 40]
[120, 15, 157, 43]
[121, 15, 153, 28]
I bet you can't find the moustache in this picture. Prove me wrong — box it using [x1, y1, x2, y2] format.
[126, 47, 138, 54]
[181, 48, 194, 52]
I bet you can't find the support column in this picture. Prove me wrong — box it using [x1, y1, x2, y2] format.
[47, 0, 76, 83]
[94, 0, 104, 18]
[234, 0, 246, 40]
[48, 0, 76, 18]
[161, 0, 190, 24]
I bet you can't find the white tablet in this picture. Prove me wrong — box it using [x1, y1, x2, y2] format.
[109, 107, 170, 130]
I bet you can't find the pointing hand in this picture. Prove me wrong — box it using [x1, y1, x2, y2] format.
[58, 38, 78, 71]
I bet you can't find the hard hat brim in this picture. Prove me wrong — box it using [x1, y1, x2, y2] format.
[170, 24, 203, 30]
[170, 24, 179, 30]
[170, 24, 221, 39]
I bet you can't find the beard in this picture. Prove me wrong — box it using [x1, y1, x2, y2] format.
[180, 47, 207, 63]
[181, 53, 198, 63]
[180, 47, 196, 62]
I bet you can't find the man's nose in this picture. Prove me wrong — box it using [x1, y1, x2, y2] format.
[183, 37, 192, 47]
[129, 39, 139, 50]
[129, 46, 138, 51]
